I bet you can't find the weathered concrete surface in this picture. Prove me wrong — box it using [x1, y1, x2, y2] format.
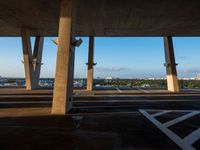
[164, 37, 179, 92]
[0, 113, 180, 150]
[52, 0, 74, 114]
[21, 29, 44, 90]
[87, 36, 94, 91]
[0, 0, 200, 36]
[1, 89, 200, 149]
[32, 36, 44, 86]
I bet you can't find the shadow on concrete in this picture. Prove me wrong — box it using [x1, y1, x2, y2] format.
[0, 113, 180, 150]
[0, 102, 51, 108]
[1, 91, 200, 149]
[72, 95, 200, 114]
[0, 96, 52, 102]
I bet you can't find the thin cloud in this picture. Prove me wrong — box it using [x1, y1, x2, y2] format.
[95, 67, 130, 73]
[178, 56, 187, 60]
[181, 68, 200, 74]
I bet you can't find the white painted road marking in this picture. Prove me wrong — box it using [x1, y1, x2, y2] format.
[72, 116, 83, 129]
[143, 109, 200, 113]
[183, 128, 200, 146]
[139, 109, 200, 150]
[116, 87, 122, 93]
[73, 99, 200, 102]
[137, 88, 150, 93]
[152, 110, 171, 117]
[163, 111, 200, 128]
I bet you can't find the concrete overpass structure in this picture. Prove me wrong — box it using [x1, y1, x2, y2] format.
[1, 0, 200, 114]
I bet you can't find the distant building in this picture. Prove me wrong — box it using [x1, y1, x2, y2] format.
[180, 77, 196, 80]
[196, 74, 200, 80]
[141, 84, 150, 88]
[105, 77, 113, 80]
[73, 81, 83, 88]
[0, 76, 8, 83]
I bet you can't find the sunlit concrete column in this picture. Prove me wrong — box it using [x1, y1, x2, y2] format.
[164, 36, 180, 92]
[21, 29, 44, 90]
[87, 36, 94, 91]
[52, 39, 76, 97]
[52, 0, 74, 114]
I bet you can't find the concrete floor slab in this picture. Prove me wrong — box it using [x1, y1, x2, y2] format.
[0, 88, 200, 149]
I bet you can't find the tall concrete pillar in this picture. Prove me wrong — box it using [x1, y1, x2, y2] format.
[21, 29, 44, 90]
[68, 45, 75, 96]
[87, 36, 95, 91]
[33, 36, 44, 86]
[52, 39, 76, 96]
[52, 0, 74, 114]
[164, 36, 180, 92]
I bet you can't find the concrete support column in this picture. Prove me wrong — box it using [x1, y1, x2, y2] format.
[21, 29, 44, 90]
[68, 46, 75, 96]
[164, 36, 180, 92]
[52, 40, 76, 97]
[33, 36, 44, 86]
[87, 36, 95, 91]
[52, 0, 74, 114]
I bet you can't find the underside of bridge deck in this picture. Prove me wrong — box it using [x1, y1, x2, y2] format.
[0, 0, 200, 37]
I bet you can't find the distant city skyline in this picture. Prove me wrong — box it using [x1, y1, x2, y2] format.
[1, 37, 200, 78]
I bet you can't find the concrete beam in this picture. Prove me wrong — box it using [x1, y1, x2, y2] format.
[87, 36, 95, 91]
[52, 0, 74, 115]
[1, 0, 200, 36]
[164, 36, 180, 92]
[21, 29, 44, 90]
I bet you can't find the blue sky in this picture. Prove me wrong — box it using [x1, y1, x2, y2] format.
[0, 37, 200, 78]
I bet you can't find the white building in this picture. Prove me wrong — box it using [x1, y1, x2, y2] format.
[105, 77, 113, 80]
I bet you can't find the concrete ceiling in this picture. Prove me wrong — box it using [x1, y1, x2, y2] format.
[0, 0, 200, 36]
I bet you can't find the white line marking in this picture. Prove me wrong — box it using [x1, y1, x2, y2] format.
[76, 120, 82, 129]
[73, 99, 200, 103]
[72, 116, 83, 129]
[142, 109, 199, 113]
[151, 110, 171, 117]
[164, 111, 200, 128]
[187, 89, 200, 92]
[73, 94, 200, 98]
[139, 109, 197, 150]
[183, 128, 200, 145]
[116, 87, 122, 93]
[137, 88, 150, 93]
